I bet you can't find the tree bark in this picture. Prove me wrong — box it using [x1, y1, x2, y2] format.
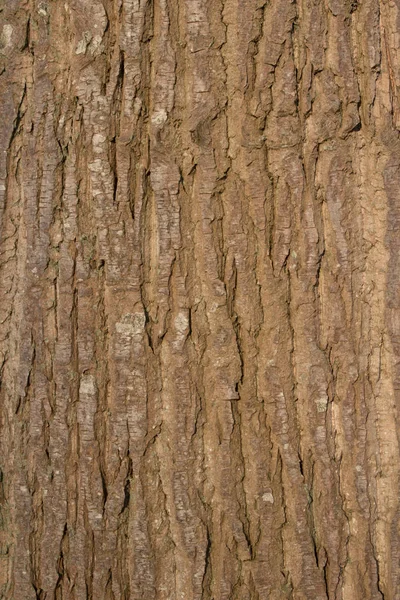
[1, 0, 400, 598]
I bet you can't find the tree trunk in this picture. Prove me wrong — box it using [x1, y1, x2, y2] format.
[1, 0, 400, 598]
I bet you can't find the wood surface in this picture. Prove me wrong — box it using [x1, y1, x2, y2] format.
[1, 0, 400, 598]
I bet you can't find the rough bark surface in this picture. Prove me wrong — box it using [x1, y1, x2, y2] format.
[1, 0, 400, 598]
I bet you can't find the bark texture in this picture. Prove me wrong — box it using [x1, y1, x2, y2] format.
[1, 0, 400, 598]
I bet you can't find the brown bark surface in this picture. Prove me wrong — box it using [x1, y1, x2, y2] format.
[1, 0, 400, 598]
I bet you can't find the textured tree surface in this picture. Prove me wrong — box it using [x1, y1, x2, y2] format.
[1, 0, 400, 598]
